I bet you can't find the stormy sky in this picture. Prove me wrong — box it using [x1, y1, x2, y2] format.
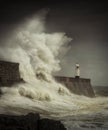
[0, 1, 108, 86]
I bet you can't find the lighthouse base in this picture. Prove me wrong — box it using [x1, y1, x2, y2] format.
[55, 76, 95, 98]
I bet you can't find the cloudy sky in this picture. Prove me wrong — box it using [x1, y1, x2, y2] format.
[0, 1, 108, 86]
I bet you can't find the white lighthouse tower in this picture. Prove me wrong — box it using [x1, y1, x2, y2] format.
[75, 63, 80, 78]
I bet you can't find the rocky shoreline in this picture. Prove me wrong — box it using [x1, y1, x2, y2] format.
[0, 113, 66, 130]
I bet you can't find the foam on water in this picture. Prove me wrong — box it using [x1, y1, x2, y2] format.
[0, 10, 108, 121]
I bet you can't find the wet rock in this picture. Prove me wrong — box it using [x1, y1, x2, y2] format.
[39, 118, 66, 130]
[0, 113, 40, 130]
[0, 113, 66, 130]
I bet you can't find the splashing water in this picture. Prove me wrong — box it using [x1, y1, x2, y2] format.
[0, 10, 108, 123]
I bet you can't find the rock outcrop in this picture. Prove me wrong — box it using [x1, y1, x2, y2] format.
[38, 119, 66, 130]
[0, 113, 66, 130]
[0, 113, 39, 130]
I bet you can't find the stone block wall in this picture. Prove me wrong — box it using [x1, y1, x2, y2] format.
[0, 60, 95, 97]
[0, 61, 21, 86]
[55, 76, 95, 97]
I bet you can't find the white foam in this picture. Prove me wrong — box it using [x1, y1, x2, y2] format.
[0, 9, 108, 117]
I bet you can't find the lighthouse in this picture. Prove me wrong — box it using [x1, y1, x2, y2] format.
[75, 63, 80, 79]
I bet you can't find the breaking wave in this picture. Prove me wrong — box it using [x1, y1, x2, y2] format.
[0, 10, 108, 123]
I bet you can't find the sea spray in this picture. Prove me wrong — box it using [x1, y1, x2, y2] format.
[0, 9, 72, 101]
[0, 10, 108, 119]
